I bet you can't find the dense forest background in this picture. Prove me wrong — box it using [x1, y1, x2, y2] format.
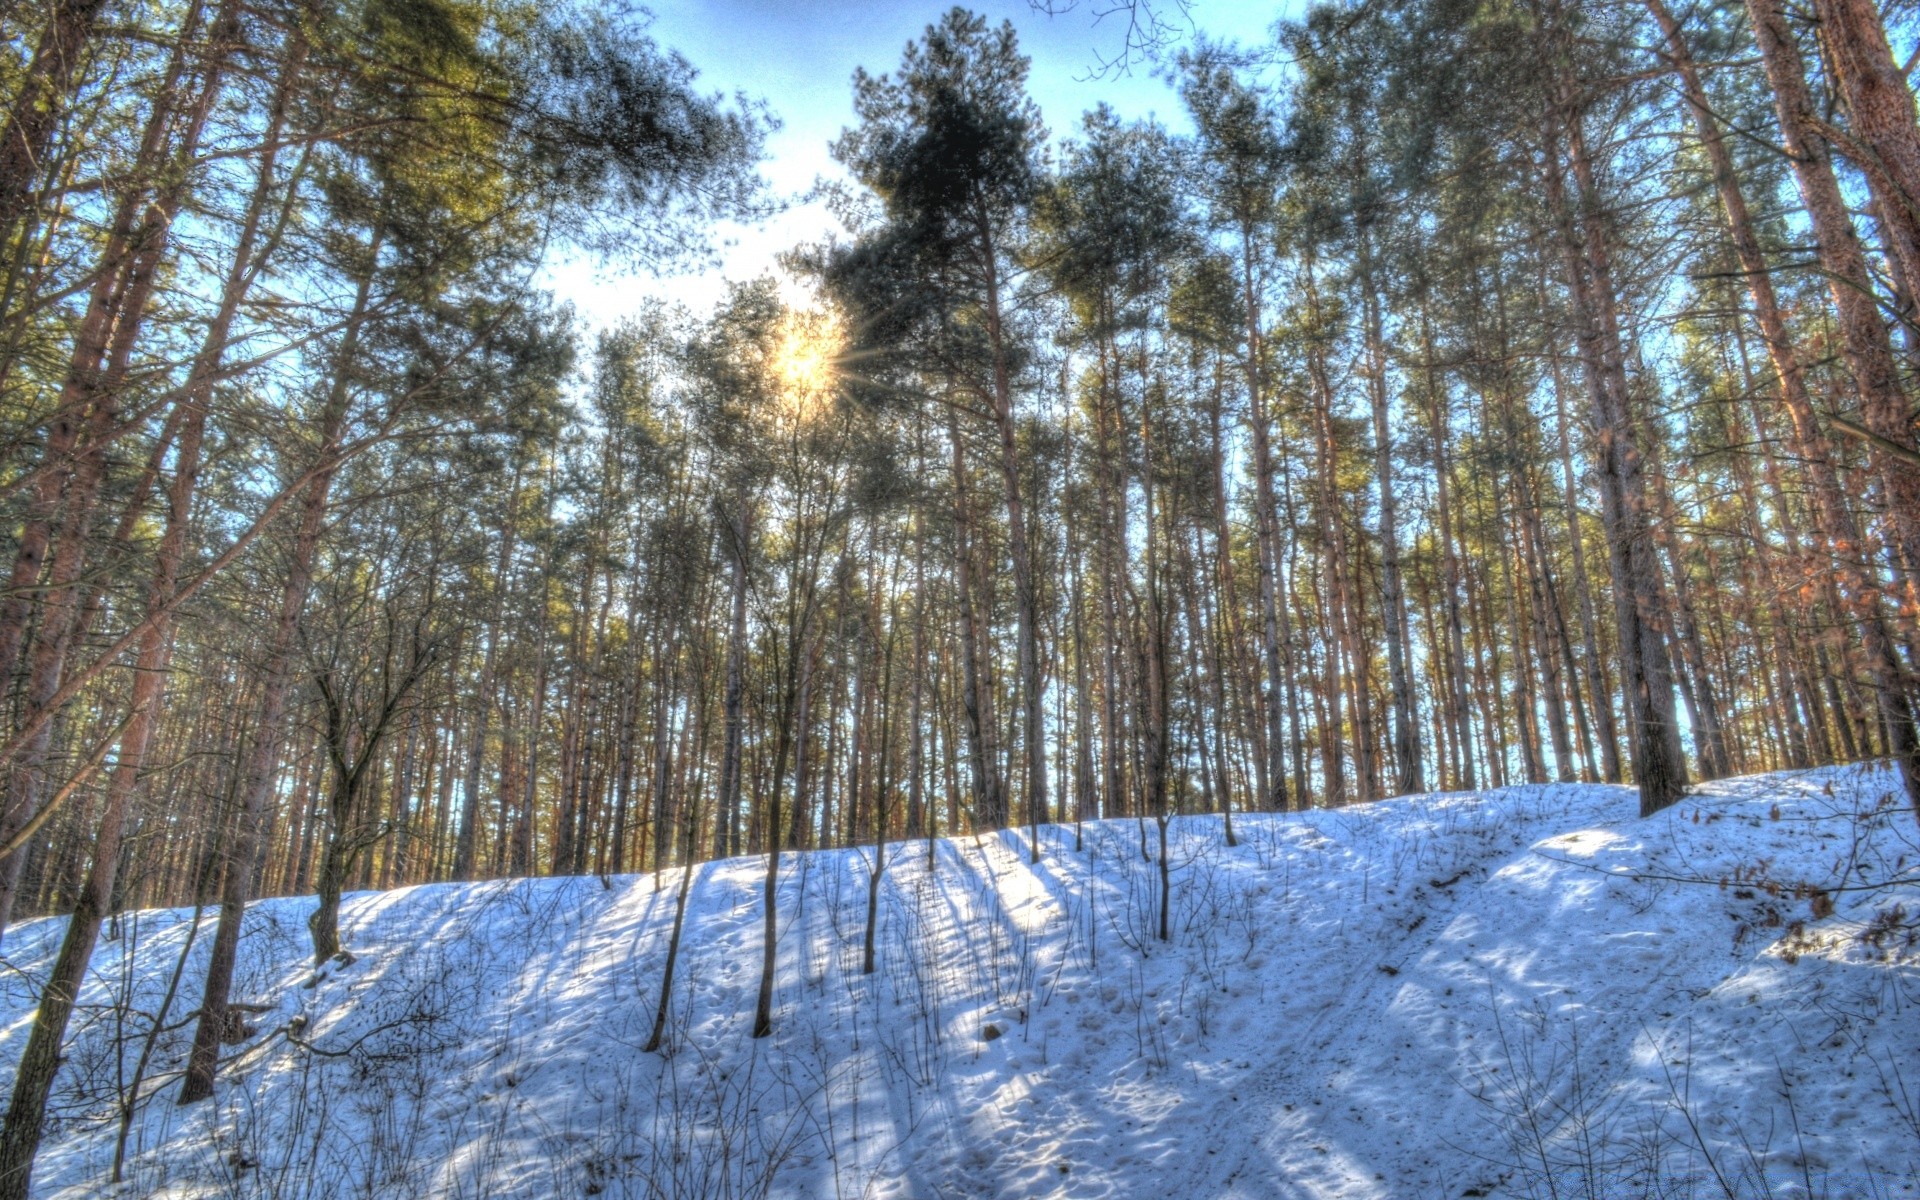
[4, 0, 1920, 1189]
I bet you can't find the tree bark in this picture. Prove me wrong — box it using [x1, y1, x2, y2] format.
[0, 0, 111, 246]
[715, 495, 750, 858]
[0, 0, 244, 1150]
[974, 205, 1046, 832]
[1658, 0, 1920, 810]
[1813, 0, 1920, 358]
[1543, 102, 1689, 815]
[1746, 0, 1920, 591]
[1358, 224, 1422, 795]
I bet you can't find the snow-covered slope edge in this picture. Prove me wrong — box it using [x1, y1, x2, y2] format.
[1, 766, 1915, 1199]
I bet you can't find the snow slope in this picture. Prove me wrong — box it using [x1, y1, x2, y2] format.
[2, 765, 1917, 1199]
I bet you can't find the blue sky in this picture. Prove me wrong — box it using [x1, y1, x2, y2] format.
[547, 0, 1290, 326]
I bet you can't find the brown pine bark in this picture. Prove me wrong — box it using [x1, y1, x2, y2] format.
[0, 0, 246, 1157]
[1656, 0, 1920, 810]
[0, 0, 244, 939]
[0, 0, 111, 245]
[1813, 0, 1920, 356]
[1746, 0, 1920, 592]
[0, 0, 217, 707]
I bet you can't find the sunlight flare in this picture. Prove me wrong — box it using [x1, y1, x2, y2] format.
[774, 304, 843, 419]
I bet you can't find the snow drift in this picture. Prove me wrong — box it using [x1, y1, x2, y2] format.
[2, 765, 1917, 1198]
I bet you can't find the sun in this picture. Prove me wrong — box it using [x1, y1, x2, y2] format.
[773, 305, 842, 416]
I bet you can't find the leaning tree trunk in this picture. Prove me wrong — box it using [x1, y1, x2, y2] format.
[0, 468, 190, 1200]
[643, 826, 697, 1052]
[1746, 0, 1920, 592]
[0, 0, 216, 707]
[0, 0, 235, 939]
[1813, 0, 1920, 361]
[0, 69, 234, 1175]
[170, 35, 320, 1101]
[178, 386, 343, 1092]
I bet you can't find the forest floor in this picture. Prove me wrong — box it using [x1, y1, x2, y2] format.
[1, 764, 1917, 1198]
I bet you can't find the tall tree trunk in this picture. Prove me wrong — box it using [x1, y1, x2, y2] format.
[1543, 103, 1689, 815]
[1747, 0, 1920, 591]
[1496, 483, 1548, 785]
[452, 471, 521, 880]
[173, 44, 339, 1100]
[715, 496, 750, 858]
[1813, 0, 1920, 358]
[1658, 0, 1920, 809]
[907, 503, 927, 840]
[0, 3, 234, 934]
[1514, 467, 1576, 780]
[1238, 226, 1291, 811]
[0, 5, 245, 1147]
[975, 211, 1045, 832]
[1206, 360, 1263, 813]
[1305, 255, 1373, 801]
[1358, 226, 1421, 795]
[1547, 340, 1623, 781]
[1136, 370, 1171, 919]
[946, 410, 1002, 826]
[1422, 312, 1477, 790]
[0, 0, 216, 707]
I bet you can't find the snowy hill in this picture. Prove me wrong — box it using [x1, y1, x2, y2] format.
[3, 766, 1917, 1199]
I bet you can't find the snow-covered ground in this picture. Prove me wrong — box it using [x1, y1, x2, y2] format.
[2, 765, 1917, 1199]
